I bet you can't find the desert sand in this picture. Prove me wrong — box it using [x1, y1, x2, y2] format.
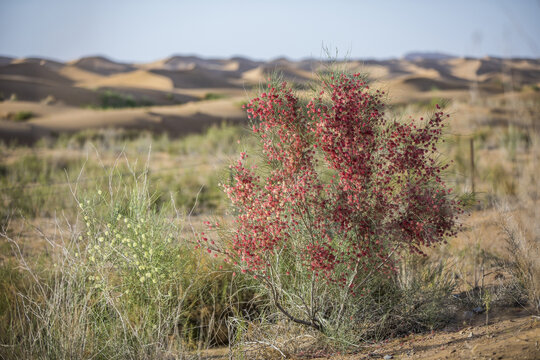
[2, 54, 539, 145]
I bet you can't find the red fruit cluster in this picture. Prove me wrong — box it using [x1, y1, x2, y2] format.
[203, 73, 462, 287]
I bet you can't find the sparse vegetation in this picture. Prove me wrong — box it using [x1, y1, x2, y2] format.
[1, 164, 257, 358]
[0, 59, 539, 358]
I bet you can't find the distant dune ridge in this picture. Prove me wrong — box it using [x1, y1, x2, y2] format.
[1, 53, 539, 144]
[68, 56, 136, 76]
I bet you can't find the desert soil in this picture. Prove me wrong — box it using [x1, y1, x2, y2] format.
[313, 308, 539, 360]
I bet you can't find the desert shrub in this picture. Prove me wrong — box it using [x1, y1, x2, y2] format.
[0, 161, 256, 358]
[95, 89, 152, 109]
[203, 69, 462, 345]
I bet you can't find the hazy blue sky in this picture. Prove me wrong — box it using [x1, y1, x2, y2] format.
[1, 0, 539, 62]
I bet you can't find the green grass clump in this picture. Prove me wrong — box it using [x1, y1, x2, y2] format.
[11, 111, 34, 121]
[203, 92, 226, 101]
[91, 89, 153, 109]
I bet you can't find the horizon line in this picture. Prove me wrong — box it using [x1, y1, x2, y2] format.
[2, 51, 540, 65]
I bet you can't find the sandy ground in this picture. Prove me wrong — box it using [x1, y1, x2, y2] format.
[191, 309, 540, 359]
[313, 309, 539, 360]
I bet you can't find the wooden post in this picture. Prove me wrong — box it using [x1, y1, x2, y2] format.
[470, 138, 475, 194]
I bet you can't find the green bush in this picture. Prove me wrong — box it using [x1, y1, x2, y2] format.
[12, 111, 34, 121]
[96, 90, 153, 109]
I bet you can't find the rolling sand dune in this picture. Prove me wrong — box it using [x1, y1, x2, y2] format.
[141, 55, 258, 76]
[0, 63, 73, 85]
[29, 107, 161, 132]
[228, 56, 261, 73]
[146, 99, 247, 134]
[398, 61, 442, 79]
[153, 98, 246, 119]
[242, 64, 314, 84]
[0, 101, 74, 118]
[447, 58, 481, 81]
[58, 65, 105, 84]
[0, 77, 98, 105]
[0, 96, 246, 144]
[150, 68, 240, 89]
[1, 54, 539, 144]
[12, 57, 65, 71]
[81, 70, 174, 91]
[142, 56, 197, 71]
[477, 58, 505, 76]
[358, 64, 391, 80]
[70, 56, 135, 75]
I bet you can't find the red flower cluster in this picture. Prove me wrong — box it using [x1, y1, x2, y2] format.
[204, 73, 462, 287]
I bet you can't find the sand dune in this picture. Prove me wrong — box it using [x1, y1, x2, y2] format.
[12, 57, 65, 71]
[70, 56, 135, 75]
[447, 58, 481, 81]
[141, 55, 254, 75]
[476, 58, 505, 76]
[0, 97, 247, 144]
[58, 65, 105, 84]
[152, 98, 245, 119]
[0, 101, 74, 119]
[0, 77, 98, 105]
[242, 63, 314, 84]
[1, 53, 538, 144]
[150, 68, 239, 89]
[398, 61, 443, 79]
[228, 57, 261, 73]
[367, 59, 415, 77]
[0, 63, 73, 85]
[81, 70, 174, 91]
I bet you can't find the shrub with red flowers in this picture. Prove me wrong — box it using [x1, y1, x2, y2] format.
[201, 70, 462, 334]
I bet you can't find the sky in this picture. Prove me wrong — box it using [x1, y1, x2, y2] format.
[1, 0, 539, 63]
